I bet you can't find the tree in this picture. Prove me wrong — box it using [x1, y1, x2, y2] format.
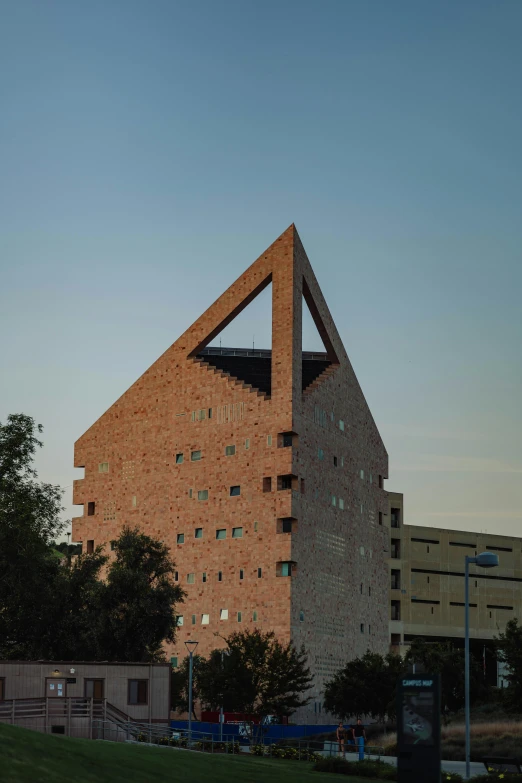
[0, 414, 65, 659]
[171, 654, 206, 719]
[198, 629, 313, 720]
[405, 638, 487, 718]
[99, 527, 186, 662]
[323, 651, 404, 722]
[495, 618, 522, 711]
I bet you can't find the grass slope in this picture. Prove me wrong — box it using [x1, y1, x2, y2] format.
[0, 723, 379, 783]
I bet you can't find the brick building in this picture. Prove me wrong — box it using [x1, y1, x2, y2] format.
[72, 225, 390, 721]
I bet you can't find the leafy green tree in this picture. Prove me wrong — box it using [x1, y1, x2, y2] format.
[324, 651, 404, 722]
[99, 527, 186, 662]
[198, 629, 313, 719]
[405, 638, 487, 717]
[495, 618, 522, 711]
[0, 414, 65, 659]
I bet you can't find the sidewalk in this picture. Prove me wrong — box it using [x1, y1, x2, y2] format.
[337, 750, 485, 778]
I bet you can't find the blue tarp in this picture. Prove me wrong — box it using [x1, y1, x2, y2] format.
[169, 720, 336, 745]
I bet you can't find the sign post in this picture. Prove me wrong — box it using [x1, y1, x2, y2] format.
[397, 674, 441, 783]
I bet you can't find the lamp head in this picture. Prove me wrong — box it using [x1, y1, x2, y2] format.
[184, 640, 199, 654]
[475, 551, 499, 569]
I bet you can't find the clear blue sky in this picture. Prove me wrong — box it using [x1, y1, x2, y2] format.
[1, 0, 521, 537]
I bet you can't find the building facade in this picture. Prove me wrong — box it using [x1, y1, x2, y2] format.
[387, 491, 520, 684]
[72, 225, 390, 721]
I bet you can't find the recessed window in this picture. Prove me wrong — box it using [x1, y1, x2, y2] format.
[170, 657, 178, 668]
[282, 433, 293, 447]
[257, 567, 262, 578]
[254, 520, 258, 532]
[189, 488, 193, 498]
[187, 573, 195, 584]
[280, 562, 292, 577]
[201, 614, 210, 625]
[299, 611, 305, 622]
[216, 529, 226, 540]
[208, 408, 213, 419]
[232, 527, 243, 538]
[191, 614, 196, 625]
[341, 456, 344, 467]
[301, 479, 305, 494]
[87, 501, 95, 516]
[267, 435, 272, 446]
[176, 615, 184, 626]
[279, 475, 292, 490]
[379, 475, 383, 489]
[98, 462, 109, 473]
[198, 410, 206, 421]
[339, 498, 344, 510]
[360, 583, 363, 594]
[318, 448, 324, 461]
[197, 489, 208, 501]
[177, 533, 184, 544]
[230, 485, 240, 497]
[378, 511, 383, 525]
[218, 571, 223, 581]
[175, 453, 184, 464]
[128, 680, 148, 705]
[239, 569, 244, 580]
[281, 519, 293, 533]
[339, 420, 344, 431]
[245, 439, 250, 450]
[360, 624, 364, 633]
[331, 495, 336, 507]
[191, 450, 202, 461]
[86, 540, 94, 554]
[253, 611, 258, 622]
[237, 612, 242, 622]
[110, 541, 116, 551]
[263, 477, 272, 492]
[202, 572, 207, 583]
[360, 469, 364, 480]
[225, 445, 236, 456]
[220, 609, 228, 620]
[195, 528, 203, 539]
[175, 571, 179, 581]
[132, 495, 137, 508]
[333, 456, 338, 467]
[369, 473, 373, 484]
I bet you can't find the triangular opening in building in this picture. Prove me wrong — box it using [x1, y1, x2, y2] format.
[301, 278, 339, 393]
[194, 277, 273, 398]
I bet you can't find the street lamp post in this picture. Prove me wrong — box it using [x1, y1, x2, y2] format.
[465, 552, 499, 779]
[184, 640, 199, 746]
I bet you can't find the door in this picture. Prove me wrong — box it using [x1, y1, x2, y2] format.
[85, 679, 104, 699]
[46, 678, 66, 698]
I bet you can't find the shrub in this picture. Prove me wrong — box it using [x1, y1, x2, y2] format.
[314, 757, 397, 779]
[469, 776, 522, 783]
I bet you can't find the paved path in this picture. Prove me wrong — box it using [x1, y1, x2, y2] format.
[339, 750, 485, 779]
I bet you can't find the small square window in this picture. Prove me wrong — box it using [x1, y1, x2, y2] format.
[175, 571, 179, 581]
[218, 571, 223, 581]
[216, 529, 226, 540]
[110, 541, 116, 551]
[279, 475, 292, 490]
[254, 521, 258, 532]
[232, 527, 243, 538]
[332, 495, 337, 507]
[175, 453, 184, 464]
[230, 485, 240, 497]
[98, 462, 109, 473]
[360, 469, 364, 480]
[202, 572, 207, 583]
[299, 610, 305, 622]
[191, 614, 196, 625]
[339, 498, 344, 510]
[176, 615, 184, 626]
[282, 433, 293, 447]
[198, 409, 206, 421]
[225, 445, 236, 456]
[87, 501, 95, 516]
[267, 435, 272, 446]
[300, 478, 305, 494]
[318, 448, 324, 461]
[253, 611, 258, 622]
[177, 533, 184, 544]
[239, 569, 244, 580]
[257, 567, 262, 578]
[263, 477, 272, 493]
[339, 420, 344, 431]
[360, 623, 364, 633]
[189, 488, 193, 498]
[132, 495, 137, 508]
[333, 456, 338, 467]
[191, 411, 196, 422]
[282, 519, 292, 533]
[195, 527, 203, 538]
[128, 680, 148, 706]
[201, 614, 210, 625]
[379, 511, 383, 525]
[237, 612, 242, 622]
[191, 450, 202, 461]
[281, 562, 291, 577]
[197, 489, 208, 501]
[220, 609, 228, 620]
[171, 656, 178, 668]
[187, 573, 195, 584]
[341, 456, 344, 467]
[86, 540, 94, 554]
[245, 439, 250, 450]
[208, 408, 213, 419]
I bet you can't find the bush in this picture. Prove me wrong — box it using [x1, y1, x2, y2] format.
[313, 757, 397, 779]
[470, 776, 522, 782]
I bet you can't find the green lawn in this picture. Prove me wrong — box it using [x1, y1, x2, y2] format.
[0, 722, 380, 783]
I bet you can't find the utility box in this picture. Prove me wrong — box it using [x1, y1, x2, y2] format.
[397, 674, 441, 783]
